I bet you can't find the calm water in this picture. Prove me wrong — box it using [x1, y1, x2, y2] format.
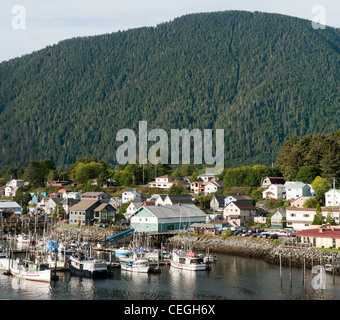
[1, 244, 339, 300]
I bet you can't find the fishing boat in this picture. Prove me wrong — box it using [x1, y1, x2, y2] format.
[10, 259, 52, 283]
[170, 250, 207, 271]
[120, 255, 150, 273]
[16, 233, 30, 244]
[69, 251, 108, 278]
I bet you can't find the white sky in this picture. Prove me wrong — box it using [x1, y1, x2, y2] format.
[0, 0, 339, 62]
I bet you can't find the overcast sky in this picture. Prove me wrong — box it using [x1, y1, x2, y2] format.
[1, 0, 339, 62]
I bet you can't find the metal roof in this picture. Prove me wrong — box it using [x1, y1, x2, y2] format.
[139, 204, 206, 219]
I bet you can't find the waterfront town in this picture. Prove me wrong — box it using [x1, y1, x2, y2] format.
[1, 164, 340, 255]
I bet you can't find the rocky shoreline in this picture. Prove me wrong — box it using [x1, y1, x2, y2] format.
[169, 235, 340, 271]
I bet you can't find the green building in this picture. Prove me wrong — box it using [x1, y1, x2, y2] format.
[130, 204, 206, 233]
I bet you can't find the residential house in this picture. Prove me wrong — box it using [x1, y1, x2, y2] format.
[4, 186, 18, 197]
[190, 223, 217, 235]
[0, 201, 21, 217]
[58, 188, 73, 195]
[81, 192, 111, 203]
[261, 176, 285, 189]
[286, 206, 340, 230]
[148, 175, 189, 190]
[291, 196, 317, 208]
[324, 189, 340, 207]
[190, 181, 207, 194]
[61, 198, 80, 214]
[204, 180, 223, 195]
[46, 180, 73, 187]
[130, 204, 206, 233]
[48, 192, 62, 198]
[45, 198, 63, 215]
[210, 195, 226, 212]
[271, 209, 286, 228]
[93, 203, 117, 225]
[162, 194, 194, 206]
[293, 226, 340, 249]
[68, 200, 101, 226]
[154, 194, 168, 206]
[121, 190, 146, 204]
[91, 178, 118, 187]
[262, 184, 286, 200]
[6, 179, 25, 188]
[210, 219, 230, 232]
[285, 182, 311, 200]
[198, 173, 216, 182]
[224, 195, 253, 207]
[62, 192, 81, 200]
[223, 201, 257, 226]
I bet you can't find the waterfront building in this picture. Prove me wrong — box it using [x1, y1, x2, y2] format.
[294, 225, 340, 249]
[130, 204, 206, 232]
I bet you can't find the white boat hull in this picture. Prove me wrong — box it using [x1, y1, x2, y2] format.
[10, 268, 52, 282]
[120, 259, 150, 273]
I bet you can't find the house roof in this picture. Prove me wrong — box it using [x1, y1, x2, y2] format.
[138, 204, 206, 219]
[94, 203, 116, 212]
[166, 194, 194, 204]
[0, 201, 21, 209]
[285, 181, 309, 189]
[286, 206, 340, 212]
[264, 177, 285, 184]
[227, 201, 256, 210]
[226, 195, 252, 200]
[82, 192, 106, 197]
[61, 198, 80, 206]
[49, 198, 63, 204]
[156, 175, 177, 180]
[69, 200, 100, 211]
[293, 227, 340, 239]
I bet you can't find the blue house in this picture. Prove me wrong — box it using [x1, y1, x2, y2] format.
[224, 195, 253, 207]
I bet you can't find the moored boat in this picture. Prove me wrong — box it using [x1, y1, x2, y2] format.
[170, 250, 207, 271]
[69, 251, 108, 278]
[10, 259, 52, 283]
[120, 255, 150, 273]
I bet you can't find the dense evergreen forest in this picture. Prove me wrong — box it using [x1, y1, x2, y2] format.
[0, 10, 339, 170]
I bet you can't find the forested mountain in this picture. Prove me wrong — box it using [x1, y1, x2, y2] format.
[0, 10, 339, 170]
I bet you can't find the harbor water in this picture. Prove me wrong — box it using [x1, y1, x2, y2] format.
[0, 245, 339, 300]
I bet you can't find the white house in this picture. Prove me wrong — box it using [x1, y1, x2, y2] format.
[224, 195, 252, 207]
[121, 190, 146, 204]
[148, 175, 189, 189]
[271, 209, 286, 228]
[286, 206, 340, 230]
[153, 194, 167, 206]
[325, 189, 340, 207]
[45, 198, 63, 215]
[204, 180, 223, 195]
[198, 173, 216, 182]
[285, 182, 311, 200]
[6, 179, 25, 188]
[62, 192, 81, 200]
[261, 176, 285, 189]
[223, 201, 257, 226]
[262, 184, 286, 199]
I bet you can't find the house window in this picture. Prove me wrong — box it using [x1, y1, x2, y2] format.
[303, 214, 309, 217]
[291, 214, 296, 217]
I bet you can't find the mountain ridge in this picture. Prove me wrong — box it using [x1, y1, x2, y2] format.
[0, 10, 339, 170]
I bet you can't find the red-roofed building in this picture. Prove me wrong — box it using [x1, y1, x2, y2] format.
[293, 226, 340, 249]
